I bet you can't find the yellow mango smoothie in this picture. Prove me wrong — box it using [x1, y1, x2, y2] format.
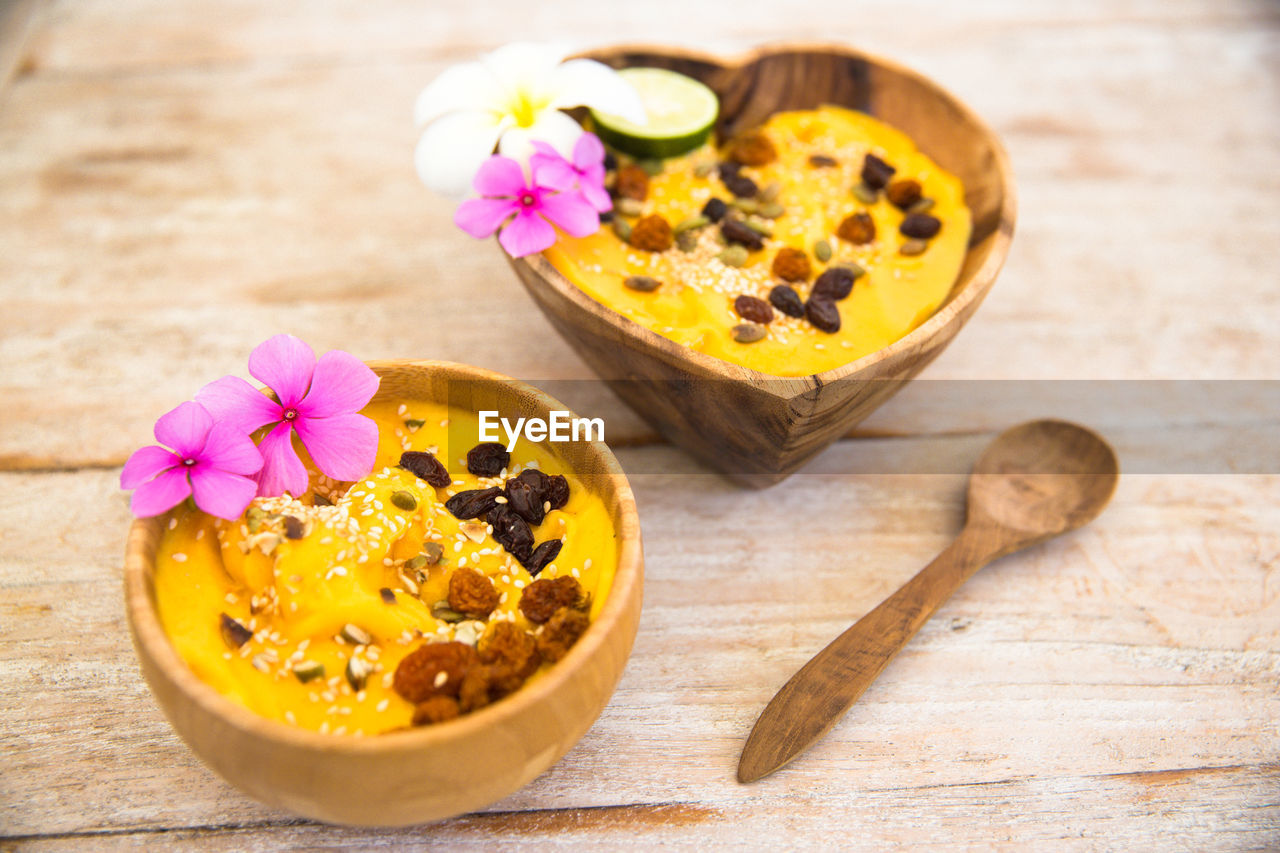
[150, 400, 617, 734]
[545, 105, 972, 376]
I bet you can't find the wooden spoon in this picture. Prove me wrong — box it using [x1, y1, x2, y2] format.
[738, 419, 1119, 783]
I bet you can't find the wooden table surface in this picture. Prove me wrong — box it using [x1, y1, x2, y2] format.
[2, 1, 1278, 849]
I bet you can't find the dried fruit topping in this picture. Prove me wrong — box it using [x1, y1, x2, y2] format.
[624, 275, 662, 293]
[629, 214, 674, 252]
[886, 179, 923, 210]
[444, 487, 503, 520]
[861, 153, 896, 189]
[504, 473, 546, 525]
[812, 266, 858, 301]
[412, 695, 461, 726]
[519, 575, 585, 624]
[837, 211, 876, 245]
[524, 540, 563, 577]
[771, 247, 812, 282]
[732, 323, 767, 344]
[721, 218, 765, 251]
[615, 164, 649, 201]
[282, 515, 306, 540]
[722, 172, 759, 199]
[899, 213, 942, 239]
[399, 450, 451, 488]
[768, 284, 805, 318]
[478, 620, 541, 680]
[726, 130, 778, 167]
[219, 613, 252, 649]
[701, 197, 729, 222]
[734, 294, 775, 324]
[718, 161, 741, 179]
[806, 296, 842, 333]
[808, 154, 839, 168]
[536, 606, 591, 663]
[544, 474, 570, 510]
[466, 443, 510, 477]
[448, 567, 500, 620]
[488, 503, 534, 564]
[393, 641, 477, 702]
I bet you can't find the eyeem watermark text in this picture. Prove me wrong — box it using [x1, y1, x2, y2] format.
[478, 411, 604, 452]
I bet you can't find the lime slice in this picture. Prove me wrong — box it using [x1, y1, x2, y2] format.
[590, 68, 719, 159]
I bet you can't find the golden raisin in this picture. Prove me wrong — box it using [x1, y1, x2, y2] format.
[615, 165, 649, 201]
[393, 641, 477, 702]
[886, 179, 923, 210]
[536, 606, 591, 663]
[726, 130, 778, 167]
[629, 214, 673, 252]
[411, 696, 460, 726]
[448, 567, 499, 620]
[519, 575, 585, 624]
[837, 212, 876, 245]
[458, 666, 492, 713]
[479, 620, 541, 680]
[771, 247, 812, 282]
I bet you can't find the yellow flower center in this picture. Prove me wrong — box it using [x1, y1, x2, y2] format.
[509, 90, 546, 128]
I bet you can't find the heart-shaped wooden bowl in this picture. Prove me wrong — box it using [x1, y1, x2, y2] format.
[507, 44, 1016, 487]
[124, 361, 643, 826]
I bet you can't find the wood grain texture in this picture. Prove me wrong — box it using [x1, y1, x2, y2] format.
[511, 43, 1016, 486]
[2, 0, 1279, 848]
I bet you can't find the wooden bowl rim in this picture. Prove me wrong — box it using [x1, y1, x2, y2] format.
[519, 41, 1017, 395]
[124, 359, 643, 756]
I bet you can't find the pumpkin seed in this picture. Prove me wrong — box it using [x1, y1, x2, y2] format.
[732, 323, 767, 343]
[292, 660, 325, 683]
[459, 521, 488, 543]
[404, 418, 426, 432]
[676, 230, 699, 252]
[312, 493, 333, 507]
[717, 246, 749, 267]
[693, 161, 715, 178]
[612, 218, 632, 241]
[731, 197, 759, 215]
[422, 542, 444, 566]
[743, 216, 773, 237]
[757, 202, 785, 220]
[834, 260, 866, 278]
[760, 181, 782, 203]
[900, 239, 929, 256]
[390, 490, 417, 511]
[406, 554, 429, 571]
[397, 568, 420, 595]
[219, 613, 252, 649]
[814, 239, 833, 263]
[431, 600, 466, 623]
[345, 657, 374, 691]
[637, 158, 665, 176]
[624, 274, 663, 292]
[908, 197, 935, 214]
[674, 215, 709, 234]
[340, 623, 373, 646]
[615, 198, 645, 217]
[246, 506, 267, 533]
[852, 182, 878, 205]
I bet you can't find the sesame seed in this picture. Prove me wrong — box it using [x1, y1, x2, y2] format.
[377, 698, 390, 712]
[171, 552, 187, 562]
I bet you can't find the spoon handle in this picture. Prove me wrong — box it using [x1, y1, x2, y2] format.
[738, 524, 997, 783]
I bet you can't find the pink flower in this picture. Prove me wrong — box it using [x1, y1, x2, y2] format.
[195, 335, 380, 499]
[531, 132, 611, 213]
[453, 153, 601, 257]
[120, 401, 263, 520]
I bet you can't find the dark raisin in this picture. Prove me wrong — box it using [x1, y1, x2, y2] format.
[702, 197, 729, 223]
[812, 267, 856, 301]
[523, 540, 563, 576]
[900, 213, 942, 239]
[861, 153, 896, 189]
[544, 474, 570, 510]
[886, 179, 923, 210]
[722, 173, 758, 199]
[806, 296, 841, 333]
[505, 475, 546, 525]
[488, 503, 534, 563]
[599, 210, 614, 223]
[768, 284, 805, 318]
[380, 587, 396, 604]
[399, 450, 452, 488]
[717, 161, 741, 179]
[808, 154, 839, 168]
[721, 218, 764, 250]
[283, 515, 305, 540]
[466, 443, 510, 477]
[603, 151, 617, 171]
[734, 294, 774, 324]
[444, 487, 503, 520]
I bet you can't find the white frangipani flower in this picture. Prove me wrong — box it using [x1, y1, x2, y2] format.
[414, 42, 647, 198]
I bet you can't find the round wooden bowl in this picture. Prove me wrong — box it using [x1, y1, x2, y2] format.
[507, 43, 1017, 487]
[123, 361, 644, 826]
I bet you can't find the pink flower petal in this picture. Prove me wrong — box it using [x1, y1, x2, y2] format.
[498, 209, 557, 257]
[579, 179, 612, 213]
[254, 422, 310, 498]
[529, 151, 577, 193]
[196, 375, 282, 434]
[121, 445, 181, 489]
[471, 154, 527, 197]
[572, 132, 605, 171]
[538, 189, 602, 237]
[455, 196, 517, 239]
[294, 412, 379, 483]
[299, 350, 380, 419]
[153, 401, 213, 458]
[199, 421, 263, 476]
[130, 467, 193, 518]
[189, 465, 259, 520]
[248, 335, 316, 409]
